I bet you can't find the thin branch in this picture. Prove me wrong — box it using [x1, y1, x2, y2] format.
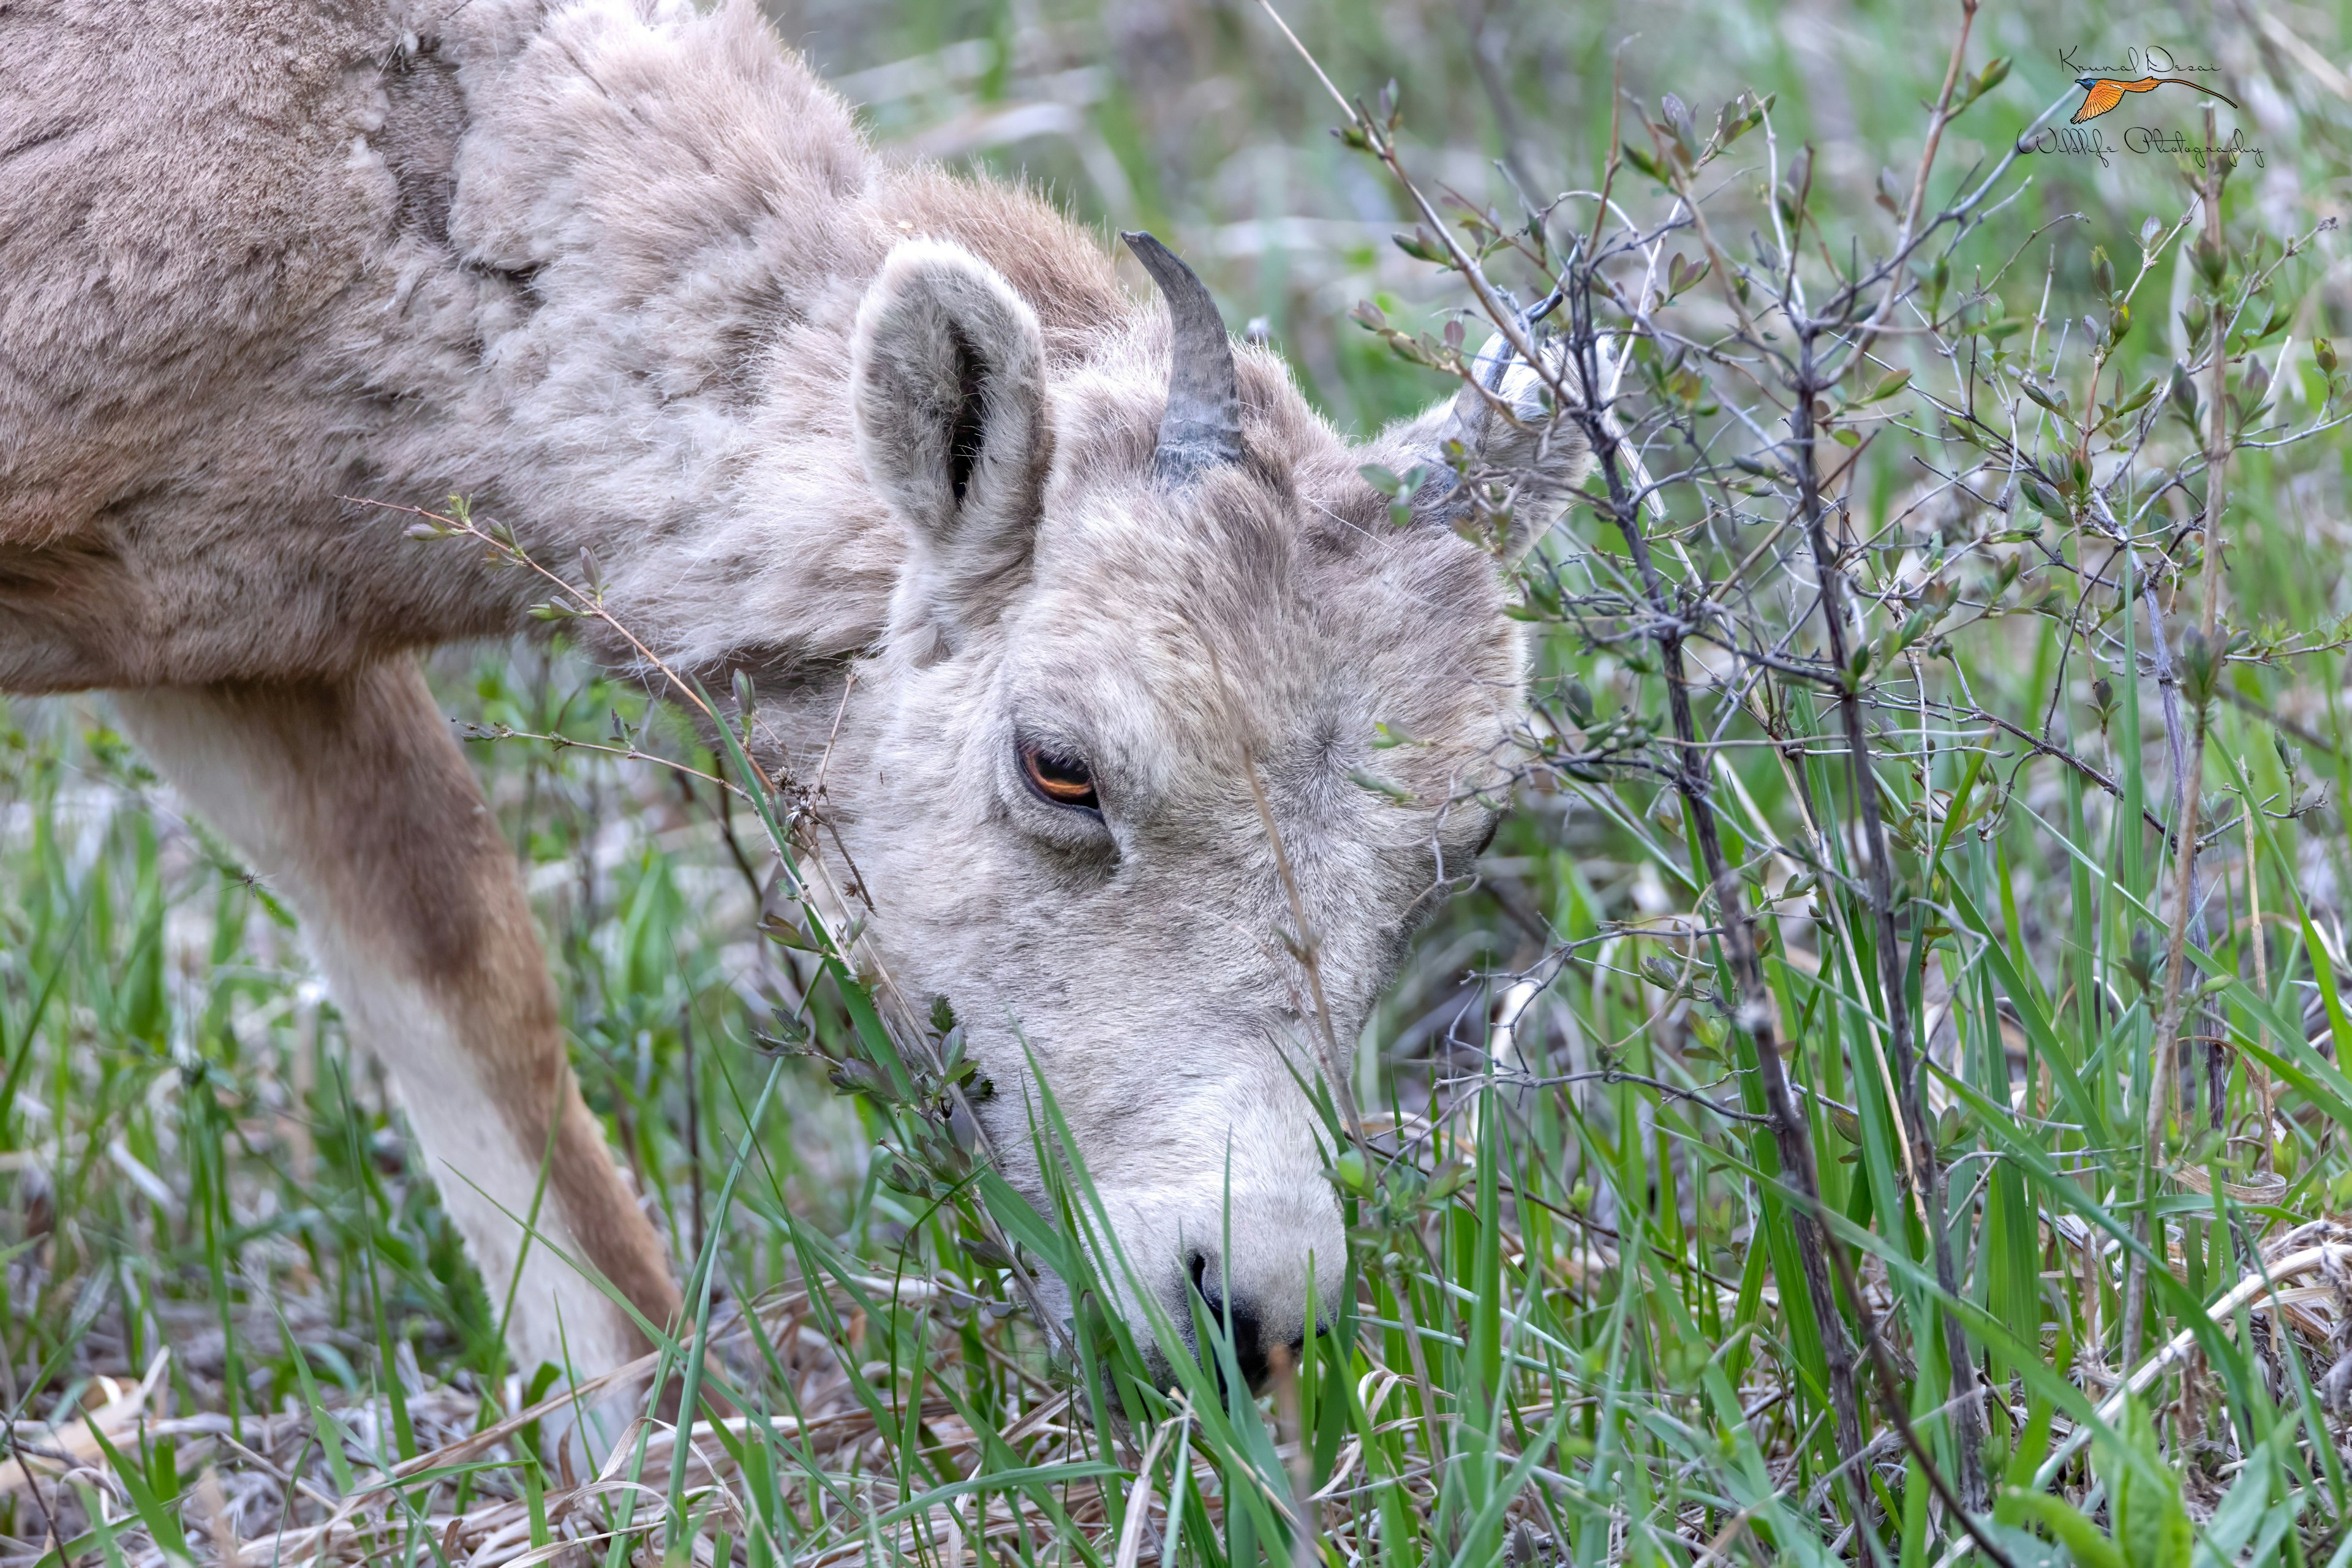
[1561, 254, 1875, 1518]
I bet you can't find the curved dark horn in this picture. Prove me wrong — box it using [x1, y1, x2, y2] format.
[1121, 230, 1243, 483]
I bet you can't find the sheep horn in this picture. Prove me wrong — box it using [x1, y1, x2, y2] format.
[1121, 230, 1243, 483]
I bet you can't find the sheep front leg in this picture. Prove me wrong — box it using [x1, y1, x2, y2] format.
[115, 660, 682, 1423]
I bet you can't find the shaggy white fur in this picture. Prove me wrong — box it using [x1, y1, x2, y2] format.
[1, 0, 1591, 1380]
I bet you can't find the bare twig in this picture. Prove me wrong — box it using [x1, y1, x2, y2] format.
[1559, 263, 1874, 1518]
[2128, 111, 2233, 1367]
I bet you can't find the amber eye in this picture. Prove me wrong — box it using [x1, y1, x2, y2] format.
[1019, 741, 1099, 811]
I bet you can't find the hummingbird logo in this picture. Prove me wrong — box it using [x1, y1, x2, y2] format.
[2070, 74, 2240, 124]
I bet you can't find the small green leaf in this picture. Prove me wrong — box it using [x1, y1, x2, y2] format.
[2195, 236, 2229, 288]
[2108, 1405, 2192, 1568]
[2020, 379, 2070, 416]
[2000, 1491, 2127, 1568]
[760, 909, 818, 951]
[827, 1058, 897, 1101]
[2109, 376, 2159, 419]
[1959, 55, 2011, 111]
[1862, 366, 1913, 402]
[1424, 1159, 1473, 1201]
[1393, 227, 1449, 264]
[2169, 362, 2201, 428]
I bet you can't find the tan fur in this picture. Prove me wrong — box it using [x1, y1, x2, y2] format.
[113, 666, 677, 1389]
[2, 0, 1588, 1379]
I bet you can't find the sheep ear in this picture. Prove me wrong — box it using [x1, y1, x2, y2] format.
[1384, 341, 1592, 565]
[853, 240, 1051, 655]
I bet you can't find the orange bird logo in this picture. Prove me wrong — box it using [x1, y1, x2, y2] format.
[2071, 75, 2239, 123]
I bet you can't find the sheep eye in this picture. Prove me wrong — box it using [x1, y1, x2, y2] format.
[1020, 741, 1099, 811]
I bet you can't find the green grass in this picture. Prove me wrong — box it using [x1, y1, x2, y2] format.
[7, 0, 2352, 1562]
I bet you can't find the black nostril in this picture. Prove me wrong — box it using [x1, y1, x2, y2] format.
[1186, 1255, 1292, 1392]
[1226, 1303, 1270, 1390]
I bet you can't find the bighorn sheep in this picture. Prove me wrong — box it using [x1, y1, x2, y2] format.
[1, 0, 1589, 1392]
